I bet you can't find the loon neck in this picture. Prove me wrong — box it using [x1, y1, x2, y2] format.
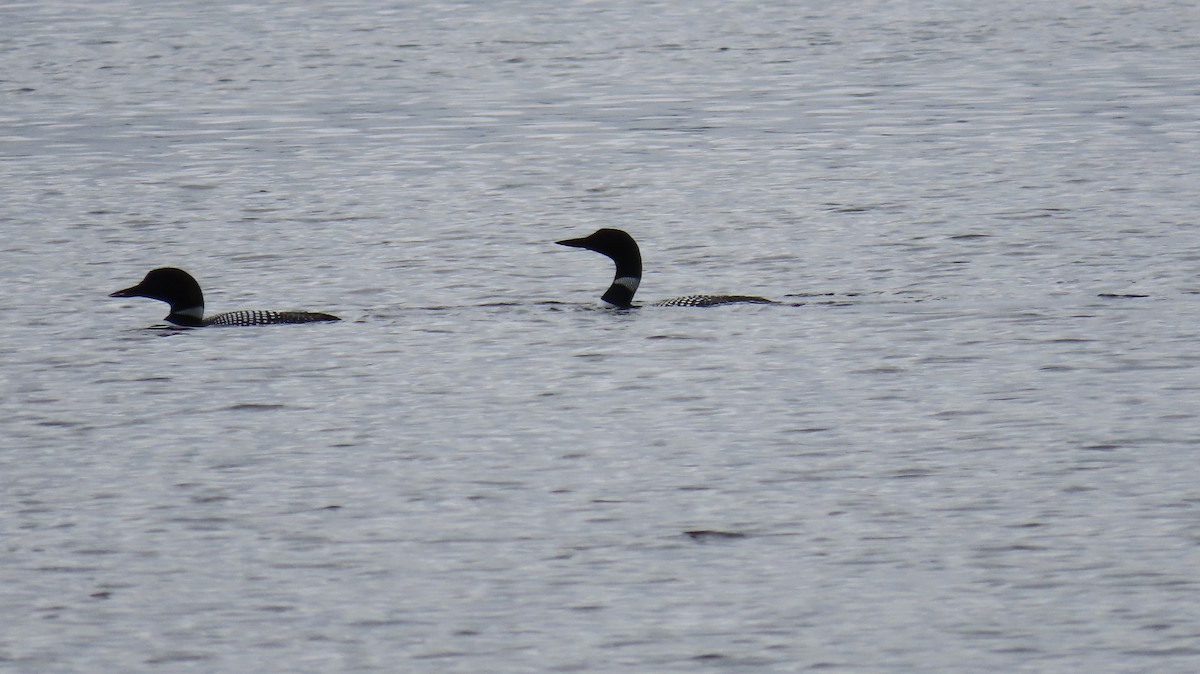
[594, 235, 642, 307]
[166, 306, 205, 327]
[609, 249, 642, 282]
[601, 276, 641, 308]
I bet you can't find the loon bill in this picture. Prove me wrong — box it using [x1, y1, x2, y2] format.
[555, 228, 775, 308]
[110, 267, 340, 327]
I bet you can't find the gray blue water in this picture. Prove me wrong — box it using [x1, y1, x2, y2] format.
[3, 1, 1200, 671]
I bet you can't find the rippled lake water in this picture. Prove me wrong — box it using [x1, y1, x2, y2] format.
[3, 1, 1200, 672]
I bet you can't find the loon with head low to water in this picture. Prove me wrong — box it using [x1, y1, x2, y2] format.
[555, 228, 775, 308]
[110, 267, 340, 327]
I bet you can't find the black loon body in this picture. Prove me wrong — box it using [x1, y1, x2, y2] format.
[110, 267, 340, 327]
[555, 228, 774, 308]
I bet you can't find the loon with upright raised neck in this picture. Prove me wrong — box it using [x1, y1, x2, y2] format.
[556, 228, 775, 308]
[110, 267, 340, 327]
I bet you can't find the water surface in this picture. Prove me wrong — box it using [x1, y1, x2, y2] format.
[3, 1, 1200, 672]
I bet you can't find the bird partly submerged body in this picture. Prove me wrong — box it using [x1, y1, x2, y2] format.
[110, 267, 340, 327]
[555, 228, 774, 308]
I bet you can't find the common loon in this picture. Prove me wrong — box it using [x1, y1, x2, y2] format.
[555, 228, 775, 308]
[110, 267, 340, 327]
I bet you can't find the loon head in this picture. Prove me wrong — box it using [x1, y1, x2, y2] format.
[556, 228, 643, 308]
[110, 267, 205, 326]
